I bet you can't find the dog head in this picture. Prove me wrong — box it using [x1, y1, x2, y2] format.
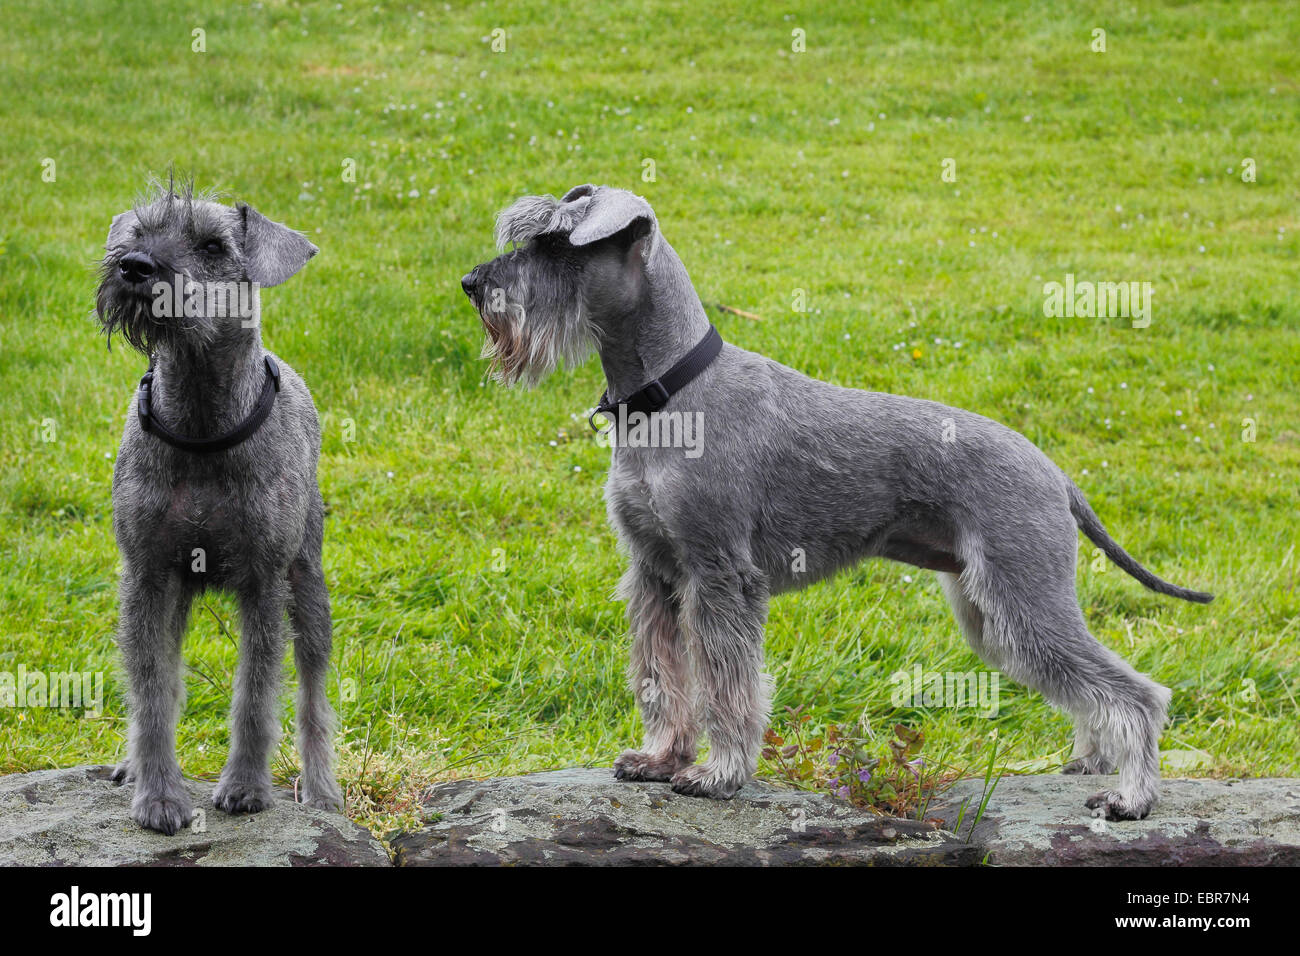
[96, 175, 318, 354]
[461, 184, 659, 386]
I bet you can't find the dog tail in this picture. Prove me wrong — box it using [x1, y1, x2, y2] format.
[1067, 481, 1214, 604]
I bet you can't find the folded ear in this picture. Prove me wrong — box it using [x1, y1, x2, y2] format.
[567, 186, 657, 257]
[239, 203, 319, 287]
[106, 210, 138, 251]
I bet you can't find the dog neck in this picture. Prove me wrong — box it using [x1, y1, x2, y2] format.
[595, 238, 712, 400]
[146, 323, 268, 437]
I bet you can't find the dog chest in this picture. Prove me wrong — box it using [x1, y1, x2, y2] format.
[117, 466, 308, 583]
[606, 467, 681, 568]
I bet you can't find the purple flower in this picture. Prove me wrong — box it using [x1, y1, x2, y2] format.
[828, 751, 840, 768]
[833, 785, 850, 799]
[857, 768, 873, 784]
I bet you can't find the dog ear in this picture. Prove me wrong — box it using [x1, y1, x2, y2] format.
[567, 187, 657, 258]
[106, 210, 138, 251]
[239, 203, 319, 287]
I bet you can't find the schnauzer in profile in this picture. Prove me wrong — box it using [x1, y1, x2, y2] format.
[462, 184, 1212, 821]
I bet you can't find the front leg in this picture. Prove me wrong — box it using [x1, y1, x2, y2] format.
[670, 565, 772, 799]
[288, 526, 343, 811]
[117, 572, 194, 834]
[613, 564, 698, 782]
[213, 580, 288, 815]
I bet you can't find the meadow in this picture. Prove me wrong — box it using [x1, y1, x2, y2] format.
[1, 1, 1296, 831]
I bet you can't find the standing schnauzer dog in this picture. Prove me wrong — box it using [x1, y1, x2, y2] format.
[96, 178, 342, 834]
[463, 184, 1213, 821]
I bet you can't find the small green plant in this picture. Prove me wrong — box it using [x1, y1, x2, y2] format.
[761, 706, 954, 818]
[949, 733, 1003, 843]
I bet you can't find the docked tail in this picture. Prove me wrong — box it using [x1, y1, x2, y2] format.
[1067, 482, 1214, 604]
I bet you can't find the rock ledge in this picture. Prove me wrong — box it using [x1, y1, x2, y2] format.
[0, 766, 389, 867]
[4, 765, 1296, 866]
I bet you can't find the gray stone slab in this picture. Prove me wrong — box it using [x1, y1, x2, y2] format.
[0, 765, 390, 867]
[930, 775, 1300, 866]
[7, 765, 1294, 867]
[393, 767, 981, 866]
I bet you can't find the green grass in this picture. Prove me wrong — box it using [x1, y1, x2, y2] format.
[1, 1, 1297, 825]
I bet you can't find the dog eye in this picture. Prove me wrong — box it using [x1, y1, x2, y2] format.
[200, 239, 225, 256]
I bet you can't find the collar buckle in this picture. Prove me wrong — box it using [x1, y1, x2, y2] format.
[136, 355, 281, 453]
[137, 371, 154, 432]
[587, 325, 723, 432]
[641, 379, 670, 410]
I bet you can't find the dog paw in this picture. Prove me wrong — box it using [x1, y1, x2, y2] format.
[131, 788, 192, 835]
[1085, 789, 1153, 821]
[110, 760, 135, 785]
[213, 777, 274, 815]
[300, 779, 344, 812]
[670, 764, 744, 800]
[614, 750, 689, 783]
[1062, 756, 1115, 775]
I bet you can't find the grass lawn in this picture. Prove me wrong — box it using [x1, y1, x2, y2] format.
[1, 0, 1296, 832]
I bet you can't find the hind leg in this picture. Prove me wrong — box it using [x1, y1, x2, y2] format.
[938, 571, 987, 656]
[613, 563, 698, 782]
[944, 553, 1168, 821]
[1062, 720, 1118, 775]
[1081, 677, 1169, 820]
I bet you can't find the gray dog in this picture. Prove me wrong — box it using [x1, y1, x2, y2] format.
[95, 178, 341, 834]
[463, 184, 1212, 821]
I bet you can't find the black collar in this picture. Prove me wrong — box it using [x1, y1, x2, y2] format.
[137, 355, 281, 453]
[588, 325, 723, 431]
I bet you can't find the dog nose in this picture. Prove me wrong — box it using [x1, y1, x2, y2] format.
[461, 271, 478, 297]
[119, 251, 157, 283]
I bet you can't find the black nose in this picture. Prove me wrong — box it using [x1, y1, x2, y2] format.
[119, 251, 157, 283]
[461, 271, 478, 297]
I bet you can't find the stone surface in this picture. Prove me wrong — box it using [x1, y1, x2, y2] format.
[930, 775, 1300, 866]
[0, 765, 390, 866]
[392, 767, 981, 866]
[5, 765, 1294, 866]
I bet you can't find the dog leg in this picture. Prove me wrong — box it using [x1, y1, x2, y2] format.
[938, 570, 988, 658]
[213, 580, 288, 815]
[1062, 719, 1119, 775]
[670, 568, 771, 799]
[955, 549, 1167, 820]
[288, 514, 343, 811]
[942, 569, 1119, 776]
[1081, 679, 1168, 820]
[117, 571, 194, 835]
[613, 565, 697, 782]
